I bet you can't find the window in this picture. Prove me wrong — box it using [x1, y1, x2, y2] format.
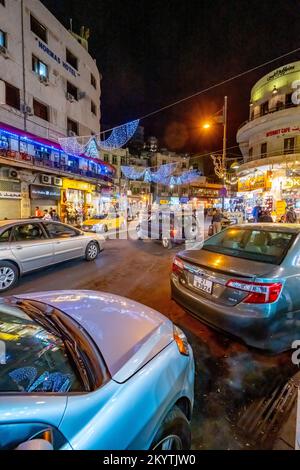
[0, 304, 83, 392]
[203, 228, 295, 265]
[260, 101, 269, 116]
[162, 159, 167, 165]
[91, 100, 96, 115]
[91, 73, 97, 89]
[12, 224, 45, 242]
[182, 162, 187, 169]
[30, 14, 47, 43]
[33, 99, 49, 121]
[0, 228, 11, 243]
[67, 81, 78, 100]
[5, 82, 20, 110]
[284, 137, 295, 155]
[45, 222, 80, 238]
[285, 93, 294, 107]
[67, 118, 79, 135]
[0, 29, 7, 48]
[32, 55, 48, 78]
[112, 156, 118, 165]
[103, 154, 109, 162]
[249, 147, 253, 159]
[121, 156, 126, 164]
[66, 48, 78, 70]
[261, 142, 267, 158]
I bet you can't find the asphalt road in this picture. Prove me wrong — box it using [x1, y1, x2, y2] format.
[3, 236, 297, 449]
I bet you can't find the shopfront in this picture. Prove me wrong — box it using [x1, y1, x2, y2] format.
[30, 184, 61, 216]
[0, 179, 21, 219]
[61, 179, 97, 223]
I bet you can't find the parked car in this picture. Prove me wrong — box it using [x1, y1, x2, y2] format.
[137, 209, 200, 249]
[0, 219, 104, 292]
[0, 290, 194, 450]
[81, 213, 125, 233]
[171, 223, 300, 352]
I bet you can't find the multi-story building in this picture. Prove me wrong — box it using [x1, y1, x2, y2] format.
[236, 61, 300, 219]
[0, 0, 114, 220]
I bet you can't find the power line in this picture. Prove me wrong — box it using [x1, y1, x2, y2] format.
[101, 45, 300, 135]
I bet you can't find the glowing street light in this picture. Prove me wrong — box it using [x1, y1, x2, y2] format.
[202, 122, 211, 129]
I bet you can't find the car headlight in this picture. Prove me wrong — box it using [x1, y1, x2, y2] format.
[173, 325, 189, 356]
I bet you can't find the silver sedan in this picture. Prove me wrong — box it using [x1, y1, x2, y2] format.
[0, 219, 105, 292]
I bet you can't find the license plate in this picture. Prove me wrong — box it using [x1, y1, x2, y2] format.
[193, 275, 213, 294]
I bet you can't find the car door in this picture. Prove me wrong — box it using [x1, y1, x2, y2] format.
[44, 222, 84, 263]
[10, 223, 54, 272]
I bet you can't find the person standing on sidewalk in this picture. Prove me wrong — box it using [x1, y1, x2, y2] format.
[212, 208, 222, 234]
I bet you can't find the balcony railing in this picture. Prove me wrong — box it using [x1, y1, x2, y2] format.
[238, 102, 299, 131]
[0, 148, 113, 183]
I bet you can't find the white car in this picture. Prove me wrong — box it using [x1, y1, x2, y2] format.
[0, 219, 105, 291]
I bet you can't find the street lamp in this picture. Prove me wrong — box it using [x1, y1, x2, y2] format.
[202, 96, 228, 210]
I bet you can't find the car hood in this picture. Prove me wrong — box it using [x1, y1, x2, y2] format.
[178, 248, 275, 278]
[83, 219, 106, 226]
[15, 291, 174, 383]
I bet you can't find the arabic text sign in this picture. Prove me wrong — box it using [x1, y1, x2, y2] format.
[266, 126, 300, 138]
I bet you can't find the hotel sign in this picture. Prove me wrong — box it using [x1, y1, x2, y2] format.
[267, 65, 295, 82]
[37, 41, 78, 78]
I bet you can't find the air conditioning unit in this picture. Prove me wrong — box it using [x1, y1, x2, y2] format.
[8, 169, 19, 179]
[53, 177, 62, 186]
[78, 91, 86, 100]
[39, 75, 49, 86]
[0, 45, 9, 59]
[21, 104, 33, 115]
[41, 174, 51, 184]
[66, 92, 75, 102]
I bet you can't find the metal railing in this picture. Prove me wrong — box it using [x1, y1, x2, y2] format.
[0, 148, 113, 182]
[238, 102, 299, 131]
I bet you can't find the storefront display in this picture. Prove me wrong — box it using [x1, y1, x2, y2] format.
[30, 184, 61, 216]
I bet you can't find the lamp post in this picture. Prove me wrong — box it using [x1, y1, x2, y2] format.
[202, 95, 228, 210]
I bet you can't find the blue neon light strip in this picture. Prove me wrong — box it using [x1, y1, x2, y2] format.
[0, 127, 113, 176]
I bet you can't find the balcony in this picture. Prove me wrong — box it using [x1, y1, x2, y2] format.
[0, 148, 113, 183]
[238, 102, 298, 131]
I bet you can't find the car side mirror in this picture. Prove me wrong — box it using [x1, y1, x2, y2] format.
[15, 439, 54, 450]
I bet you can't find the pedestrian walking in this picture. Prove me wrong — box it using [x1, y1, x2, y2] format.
[212, 208, 222, 234]
[42, 209, 51, 221]
[286, 206, 297, 223]
[35, 206, 43, 218]
[258, 210, 273, 222]
[51, 209, 60, 221]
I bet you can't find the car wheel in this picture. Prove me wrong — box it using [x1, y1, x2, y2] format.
[85, 241, 99, 261]
[151, 406, 191, 450]
[0, 262, 19, 292]
[162, 237, 172, 249]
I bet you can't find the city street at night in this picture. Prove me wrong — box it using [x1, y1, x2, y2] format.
[4, 234, 296, 450]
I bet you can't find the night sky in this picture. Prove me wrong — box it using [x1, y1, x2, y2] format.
[41, 0, 300, 154]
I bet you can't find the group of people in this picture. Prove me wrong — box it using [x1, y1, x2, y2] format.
[34, 206, 60, 221]
[252, 205, 298, 223]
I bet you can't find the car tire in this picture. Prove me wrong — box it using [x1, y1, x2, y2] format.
[0, 261, 19, 292]
[150, 406, 191, 450]
[85, 241, 99, 261]
[162, 237, 172, 249]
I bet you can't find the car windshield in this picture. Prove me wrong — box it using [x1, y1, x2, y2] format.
[0, 302, 84, 393]
[203, 228, 295, 264]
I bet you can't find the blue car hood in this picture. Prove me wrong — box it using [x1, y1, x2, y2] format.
[16, 291, 174, 383]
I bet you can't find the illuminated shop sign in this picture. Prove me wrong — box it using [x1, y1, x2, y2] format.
[267, 65, 295, 82]
[30, 184, 61, 200]
[38, 41, 77, 78]
[266, 125, 300, 137]
[282, 177, 300, 189]
[238, 172, 272, 192]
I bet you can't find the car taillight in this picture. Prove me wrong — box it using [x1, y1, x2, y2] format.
[172, 256, 184, 275]
[226, 279, 283, 304]
[173, 325, 189, 356]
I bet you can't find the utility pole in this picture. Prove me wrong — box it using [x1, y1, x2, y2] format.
[222, 96, 228, 210]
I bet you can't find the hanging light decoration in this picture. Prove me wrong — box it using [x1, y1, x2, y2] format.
[98, 120, 140, 151]
[121, 163, 201, 186]
[121, 166, 146, 180]
[58, 119, 140, 157]
[84, 138, 99, 158]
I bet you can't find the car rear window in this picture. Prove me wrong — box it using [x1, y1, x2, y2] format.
[203, 228, 295, 264]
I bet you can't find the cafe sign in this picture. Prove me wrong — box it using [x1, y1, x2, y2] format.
[266, 125, 300, 138]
